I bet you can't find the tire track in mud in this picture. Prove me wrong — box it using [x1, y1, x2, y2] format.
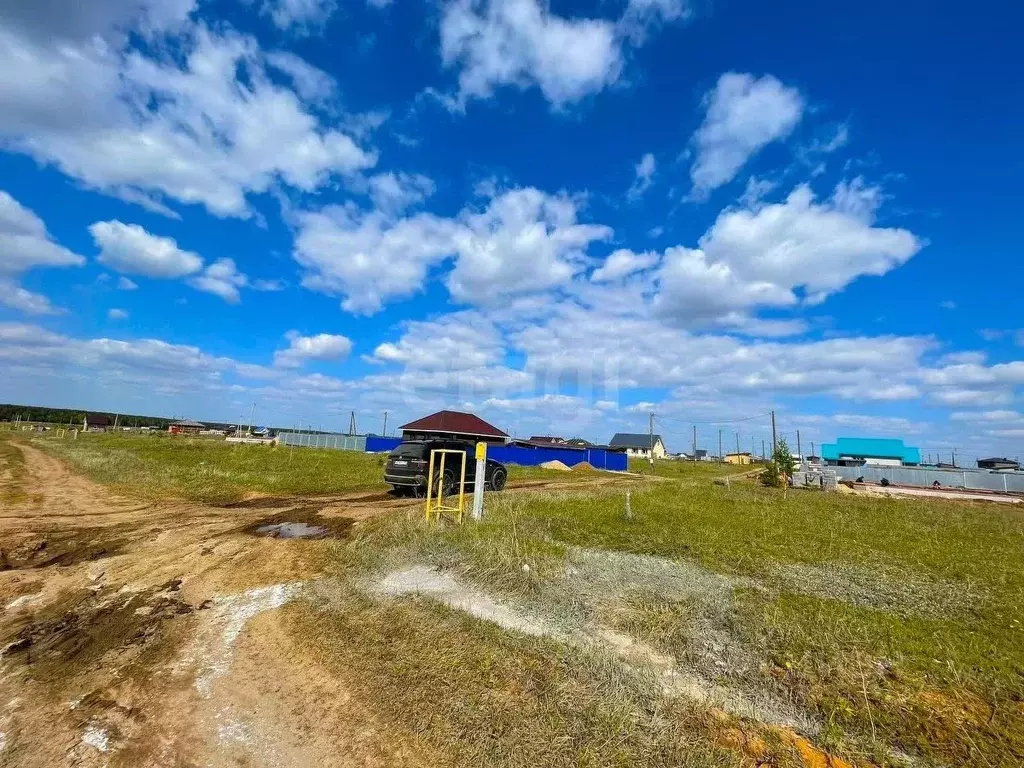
[0, 442, 414, 767]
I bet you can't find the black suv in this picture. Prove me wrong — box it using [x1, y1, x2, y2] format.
[384, 439, 507, 496]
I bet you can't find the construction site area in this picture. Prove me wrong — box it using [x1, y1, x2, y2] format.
[1, 431, 1022, 768]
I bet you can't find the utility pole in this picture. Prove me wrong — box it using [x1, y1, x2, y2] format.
[952, 447, 957, 467]
[770, 410, 777, 455]
[718, 429, 723, 463]
[811, 441, 816, 460]
[736, 432, 740, 456]
[692, 425, 697, 462]
[648, 412, 655, 467]
[762, 439, 766, 459]
[348, 410, 357, 436]
[796, 430, 801, 462]
[248, 402, 256, 435]
[382, 410, 388, 437]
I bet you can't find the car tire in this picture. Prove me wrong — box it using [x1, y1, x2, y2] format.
[488, 467, 507, 492]
[432, 470, 456, 497]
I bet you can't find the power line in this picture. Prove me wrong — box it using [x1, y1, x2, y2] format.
[654, 411, 772, 426]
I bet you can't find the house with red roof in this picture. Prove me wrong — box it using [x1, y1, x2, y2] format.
[399, 410, 509, 444]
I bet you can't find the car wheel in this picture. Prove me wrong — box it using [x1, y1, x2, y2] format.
[488, 467, 507, 492]
[433, 470, 456, 497]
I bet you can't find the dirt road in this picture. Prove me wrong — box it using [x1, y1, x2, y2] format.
[0, 442, 441, 767]
[0, 443, 635, 766]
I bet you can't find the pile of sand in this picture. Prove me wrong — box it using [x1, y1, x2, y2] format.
[540, 460, 571, 471]
[572, 462, 596, 471]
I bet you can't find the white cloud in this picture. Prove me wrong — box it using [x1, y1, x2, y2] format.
[90, 221, 203, 278]
[0, 20, 375, 217]
[188, 258, 249, 303]
[108, 308, 129, 320]
[294, 187, 610, 314]
[0, 191, 86, 276]
[439, 0, 621, 107]
[265, 50, 336, 102]
[940, 300, 957, 310]
[0, 190, 84, 314]
[366, 311, 504, 370]
[252, 278, 285, 292]
[0, 0, 195, 43]
[591, 248, 658, 282]
[655, 245, 795, 322]
[618, 0, 689, 43]
[446, 188, 612, 304]
[695, 179, 921, 304]
[293, 206, 461, 314]
[254, 0, 338, 32]
[117, 276, 139, 290]
[690, 73, 804, 197]
[0, 281, 64, 316]
[627, 152, 656, 199]
[367, 172, 436, 214]
[274, 330, 353, 367]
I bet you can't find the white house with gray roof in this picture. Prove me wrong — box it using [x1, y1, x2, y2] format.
[609, 432, 667, 460]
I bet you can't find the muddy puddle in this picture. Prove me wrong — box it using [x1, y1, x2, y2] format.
[1, 579, 204, 676]
[243, 508, 354, 539]
[0, 529, 129, 570]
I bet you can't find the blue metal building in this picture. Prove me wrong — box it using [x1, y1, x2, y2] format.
[820, 437, 921, 467]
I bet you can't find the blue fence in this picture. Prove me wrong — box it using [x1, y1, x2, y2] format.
[364, 435, 627, 471]
[365, 435, 402, 453]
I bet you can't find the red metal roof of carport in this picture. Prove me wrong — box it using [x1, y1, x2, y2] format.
[400, 410, 509, 439]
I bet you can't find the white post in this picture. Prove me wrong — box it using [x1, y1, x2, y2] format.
[472, 442, 487, 521]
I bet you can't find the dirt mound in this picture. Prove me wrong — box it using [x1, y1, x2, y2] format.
[572, 461, 597, 471]
[540, 460, 571, 471]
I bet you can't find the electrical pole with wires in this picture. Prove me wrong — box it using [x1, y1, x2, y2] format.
[692, 425, 697, 462]
[736, 432, 740, 456]
[770, 410, 777, 455]
[797, 430, 801, 462]
[649, 412, 655, 468]
[382, 410, 388, 437]
[718, 429, 723, 463]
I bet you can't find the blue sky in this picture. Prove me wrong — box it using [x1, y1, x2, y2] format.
[1, 0, 1022, 461]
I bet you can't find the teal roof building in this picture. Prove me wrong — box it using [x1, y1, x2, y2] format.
[820, 437, 921, 465]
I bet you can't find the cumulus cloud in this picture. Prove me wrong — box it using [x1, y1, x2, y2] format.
[440, 0, 621, 108]
[293, 206, 462, 314]
[446, 188, 612, 304]
[117, 276, 139, 290]
[367, 312, 505, 370]
[367, 172, 436, 215]
[0, 190, 85, 314]
[690, 73, 804, 197]
[0, 282, 64, 316]
[274, 330, 353, 367]
[108, 308, 129, 320]
[90, 221, 203, 278]
[293, 187, 610, 314]
[188, 258, 249, 303]
[0, 19, 375, 218]
[0, 191, 86, 277]
[591, 248, 659, 282]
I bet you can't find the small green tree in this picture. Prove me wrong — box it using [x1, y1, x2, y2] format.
[762, 438, 796, 487]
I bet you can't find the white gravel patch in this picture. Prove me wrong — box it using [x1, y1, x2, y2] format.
[82, 724, 109, 752]
[188, 583, 303, 698]
[377, 566, 553, 637]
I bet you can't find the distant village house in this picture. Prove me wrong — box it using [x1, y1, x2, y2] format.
[609, 433, 667, 460]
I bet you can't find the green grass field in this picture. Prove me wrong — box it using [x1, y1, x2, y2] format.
[18, 431, 1024, 766]
[23, 431, 602, 503]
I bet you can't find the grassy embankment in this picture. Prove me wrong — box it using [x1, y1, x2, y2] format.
[26, 431, 603, 503]
[303, 477, 1024, 768]
[24, 432, 1024, 766]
